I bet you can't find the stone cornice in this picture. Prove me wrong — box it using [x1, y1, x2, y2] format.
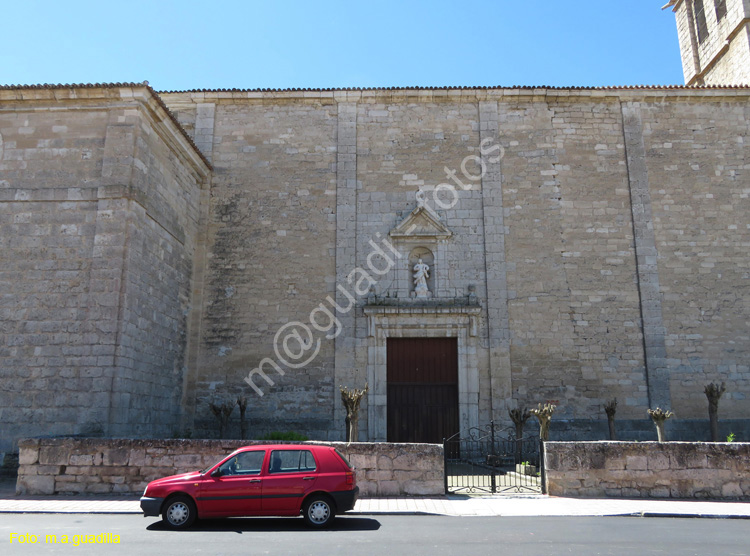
[363, 301, 482, 315]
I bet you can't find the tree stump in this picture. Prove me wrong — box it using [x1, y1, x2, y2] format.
[704, 382, 726, 442]
[604, 398, 617, 440]
[647, 407, 674, 442]
[340, 383, 368, 443]
[531, 403, 556, 441]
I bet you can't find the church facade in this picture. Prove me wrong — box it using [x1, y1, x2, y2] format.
[1, 1, 750, 458]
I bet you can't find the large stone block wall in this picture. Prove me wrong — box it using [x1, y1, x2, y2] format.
[351, 100, 488, 436]
[162, 88, 750, 443]
[3, 84, 750, 457]
[104, 100, 208, 438]
[0, 86, 210, 455]
[545, 441, 750, 499]
[705, 23, 750, 85]
[0, 103, 111, 454]
[16, 438, 443, 497]
[672, 0, 750, 85]
[641, 98, 750, 419]
[501, 98, 647, 421]
[177, 100, 340, 439]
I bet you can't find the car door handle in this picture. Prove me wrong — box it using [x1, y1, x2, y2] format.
[303, 477, 316, 481]
[249, 479, 261, 483]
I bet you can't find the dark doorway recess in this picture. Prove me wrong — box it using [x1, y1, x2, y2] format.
[386, 337, 459, 443]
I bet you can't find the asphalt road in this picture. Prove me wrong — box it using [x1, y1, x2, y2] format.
[2, 513, 749, 556]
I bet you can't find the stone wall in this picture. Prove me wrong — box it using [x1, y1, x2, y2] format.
[704, 22, 750, 85]
[0, 85, 210, 456]
[162, 87, 750, 442]
[0, 101, 110, 454]
[3, 83, 750, 454]
[641, 98, 750, 419]
[16, 438, 443, 497]
[169, 98, 340, 440]
[545, 441, 750, 499]
[672, 0, 750, 85]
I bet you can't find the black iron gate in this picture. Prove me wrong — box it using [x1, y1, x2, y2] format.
[443, 421, 545, 494]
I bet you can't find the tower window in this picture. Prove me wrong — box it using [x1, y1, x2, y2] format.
[715, 0, 727, 22]
[694, 0, 709, 43]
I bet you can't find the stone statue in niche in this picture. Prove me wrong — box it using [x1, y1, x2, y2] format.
[468, 284, 478, 305]
[413, 258, 430, 298]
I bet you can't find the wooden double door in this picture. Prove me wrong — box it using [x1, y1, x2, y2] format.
[386, 338, 459, 443]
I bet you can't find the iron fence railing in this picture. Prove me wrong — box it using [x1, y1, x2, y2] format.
[443, 421, 545, 494]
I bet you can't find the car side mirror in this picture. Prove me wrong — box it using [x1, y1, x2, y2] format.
[211, 468, 222, 478]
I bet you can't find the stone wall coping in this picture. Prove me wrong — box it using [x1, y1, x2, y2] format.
[546, 440, 750, 446]
[17, 437, 442, 450]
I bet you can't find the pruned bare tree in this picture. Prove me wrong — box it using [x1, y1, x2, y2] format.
[208, 398, 235, 439]
[237, 396, 248, 440]
[604, 398, 618, 440]
[509, 407, 531, 463]
[647, 407, 674, 442]
[340, 383, 368, 443]
[704, 382, 726, 442]
[531, 403, 556, 441]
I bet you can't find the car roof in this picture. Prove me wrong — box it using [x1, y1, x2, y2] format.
[236, 444, 330, 451]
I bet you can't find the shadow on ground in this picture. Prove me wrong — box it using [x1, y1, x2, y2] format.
[146, 516, 381, 533]
[0, 478, 16, 497]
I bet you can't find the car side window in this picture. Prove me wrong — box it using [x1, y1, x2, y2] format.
[218, 451, 265, 476]
[268, 450, 317, 474]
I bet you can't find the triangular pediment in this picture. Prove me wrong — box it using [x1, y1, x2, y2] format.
[389, 204, 452, 240]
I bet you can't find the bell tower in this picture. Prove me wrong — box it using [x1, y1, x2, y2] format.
[664, 0, 750, 85]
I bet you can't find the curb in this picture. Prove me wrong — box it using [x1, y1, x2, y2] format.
[1, 508, 749, 519]
[634, 512, 750, 520]
[0, 510, 141, 515]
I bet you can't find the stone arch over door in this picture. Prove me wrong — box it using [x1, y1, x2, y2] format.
[363, 306, 481, 441]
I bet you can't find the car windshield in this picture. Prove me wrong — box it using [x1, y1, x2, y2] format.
[199, 450, 239, 474]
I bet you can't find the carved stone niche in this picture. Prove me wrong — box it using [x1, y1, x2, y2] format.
[388, 204, 452, 299]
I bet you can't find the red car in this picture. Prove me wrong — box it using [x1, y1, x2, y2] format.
[140, 444, 358, 529]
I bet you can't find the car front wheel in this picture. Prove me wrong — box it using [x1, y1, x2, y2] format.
[303, 495, 335, 527]
[162, 495, 197, 529]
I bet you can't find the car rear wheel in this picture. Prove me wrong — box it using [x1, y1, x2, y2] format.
[303, 495, 335, 528]
[162, 495, 197, 529]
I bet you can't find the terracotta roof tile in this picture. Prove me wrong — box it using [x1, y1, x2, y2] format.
[157, 84, 750, 93]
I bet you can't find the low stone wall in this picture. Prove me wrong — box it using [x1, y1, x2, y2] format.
[16, 438, 443, 497]
[545, 441, 750, 500]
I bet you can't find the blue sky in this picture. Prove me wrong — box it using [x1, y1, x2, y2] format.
[1, 1, 684, 91]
